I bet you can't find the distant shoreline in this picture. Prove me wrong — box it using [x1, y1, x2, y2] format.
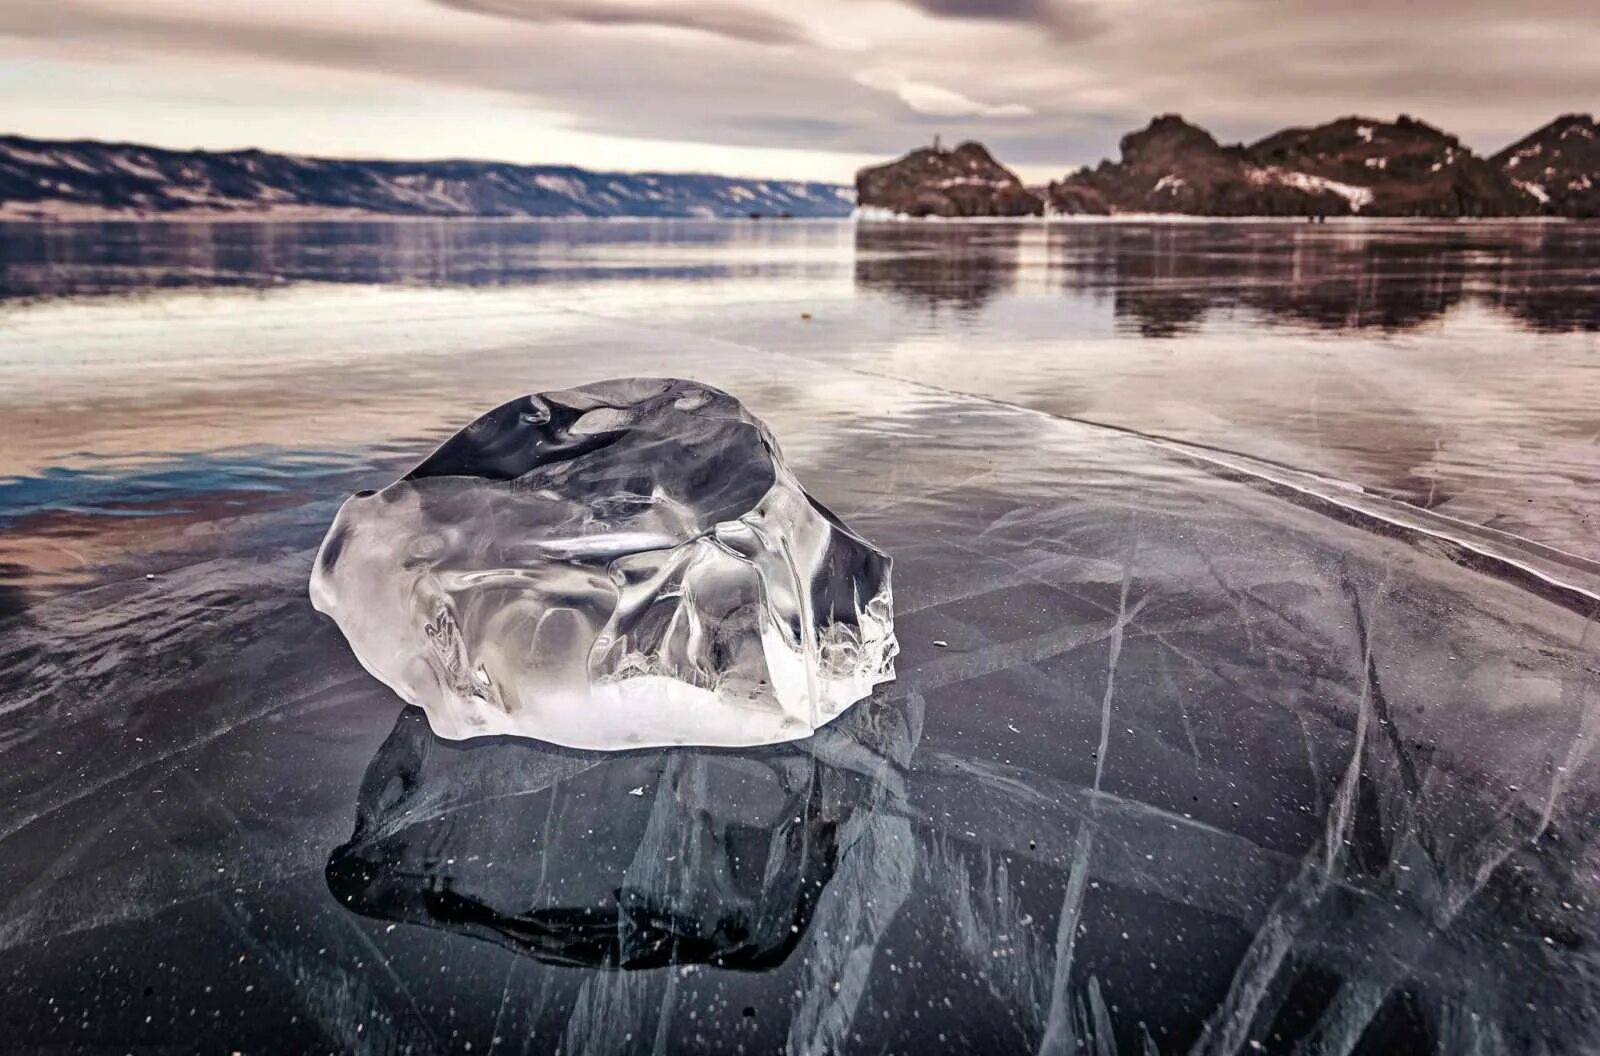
[0, 209, 1581, 225]
[853, 209, 1579, 225]
[0, 207, 847, 224]
[6, 203, 1577, 227]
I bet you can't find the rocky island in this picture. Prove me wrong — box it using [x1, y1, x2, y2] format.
[1048, 114, 1533, 218]
[1492, 114, 1600, 219]
[855, 140, 1042, 218]
[861, 113, 1599, 220]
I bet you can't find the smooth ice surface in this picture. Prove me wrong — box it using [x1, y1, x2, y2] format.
[7, 223, 1600, 1056]
[309, 377, 897, 748]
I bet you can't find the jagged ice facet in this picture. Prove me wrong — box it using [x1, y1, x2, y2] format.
[309, 378, 897, 749]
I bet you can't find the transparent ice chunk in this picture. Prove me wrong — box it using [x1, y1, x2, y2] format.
[309, 378, 897, 748]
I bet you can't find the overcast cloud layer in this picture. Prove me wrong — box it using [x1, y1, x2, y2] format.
[1, 0, 1596, 181]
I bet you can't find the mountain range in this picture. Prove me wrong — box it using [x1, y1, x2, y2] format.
[860, 114, 1600, 219]
[4, 114, 1596, 222]
[0, 135, 854, 220]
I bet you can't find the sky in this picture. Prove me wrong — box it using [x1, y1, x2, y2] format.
[1, 0, 1597, 183]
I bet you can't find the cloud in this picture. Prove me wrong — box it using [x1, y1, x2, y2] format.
[906, 0, 1050, 14]
[889, 0, 1096, 38]
[854, 68, 1034, 118]
[430, 0, 808, 45]
[2, 0, 1599, 181]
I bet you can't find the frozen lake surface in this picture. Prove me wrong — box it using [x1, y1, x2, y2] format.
[0, 219, 1597, 1053]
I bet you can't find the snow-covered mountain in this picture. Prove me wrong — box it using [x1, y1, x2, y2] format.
[0, 135, 855, 220]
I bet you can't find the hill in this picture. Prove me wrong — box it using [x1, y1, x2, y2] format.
[0, 135, 854, 220]
[1044, 114, 1536, 218]
[1491, 114, 1600, 219]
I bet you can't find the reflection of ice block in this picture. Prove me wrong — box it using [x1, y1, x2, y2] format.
[310, 377, 897, 749]
[324, 707, 877, 970]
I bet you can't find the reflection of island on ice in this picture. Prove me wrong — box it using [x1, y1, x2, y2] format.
[5, 216, 1599, 333]
[851, 221, 1600, 332]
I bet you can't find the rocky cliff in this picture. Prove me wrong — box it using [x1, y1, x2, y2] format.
[1048, 114, 1537, 218]
[1249, 115, 1532, 217]
[856, 142, 1042, 218]
[0, 135, 855, 220]
[1048, 115, 1351, 217]
[1492, 114, 1600, 219]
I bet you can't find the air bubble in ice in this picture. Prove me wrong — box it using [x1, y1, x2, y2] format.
[310, 378, 897, 749]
